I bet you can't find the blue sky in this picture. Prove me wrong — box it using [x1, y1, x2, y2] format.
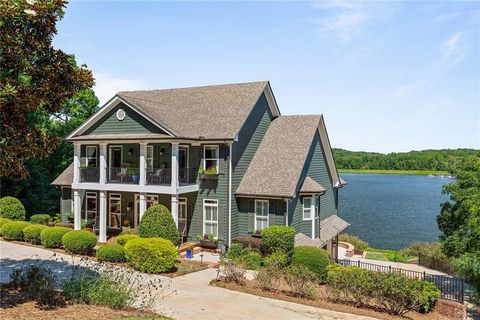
[53, 1, 480, 153]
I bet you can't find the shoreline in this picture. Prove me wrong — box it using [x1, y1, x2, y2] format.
[338, 169, 450, 176]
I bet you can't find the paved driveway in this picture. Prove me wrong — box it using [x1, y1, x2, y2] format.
[0, 241, 377, 320]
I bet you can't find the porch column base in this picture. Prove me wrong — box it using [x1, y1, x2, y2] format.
[171, 194, 178, 227]
[99, 191, 107, 243]
[139, 193, 147, 223]
[73, 189, 81, 230]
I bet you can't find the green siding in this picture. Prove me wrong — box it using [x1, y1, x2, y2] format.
[231, 94, 274, 237]
[84, 103, 165, 135]
[290, 196, 313, 237]
[236, 198, 286, 234]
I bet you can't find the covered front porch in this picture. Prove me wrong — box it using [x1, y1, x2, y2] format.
[73, 190, 197, 243]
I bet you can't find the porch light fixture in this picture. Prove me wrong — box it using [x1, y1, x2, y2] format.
[128, 148, 133, 155]
[160, 147, 165, 155]
[116, 108, 126, 121]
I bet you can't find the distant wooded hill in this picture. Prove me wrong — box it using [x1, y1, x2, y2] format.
[332, 148, 479, 172]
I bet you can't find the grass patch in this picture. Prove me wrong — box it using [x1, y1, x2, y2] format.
[365, 251, 389, 261]
[364, 247, 416, 263]
[338, 169, 449, 176]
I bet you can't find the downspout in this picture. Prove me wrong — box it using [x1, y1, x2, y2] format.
[228, 141, 233, 247]
[284, 198, 289, 226]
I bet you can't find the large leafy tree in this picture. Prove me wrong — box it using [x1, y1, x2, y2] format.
[437, 153, 480, 302]
[0, 0, 93, 178]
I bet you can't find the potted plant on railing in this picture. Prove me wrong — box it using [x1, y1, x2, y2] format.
[197, 233, 218, 249]
[198, 166, 219, 180]
[127, 163, 139, 183]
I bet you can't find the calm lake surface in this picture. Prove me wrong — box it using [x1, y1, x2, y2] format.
[338, 173, 453, 250]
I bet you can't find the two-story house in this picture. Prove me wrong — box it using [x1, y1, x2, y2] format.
[51, 81, 349, 257]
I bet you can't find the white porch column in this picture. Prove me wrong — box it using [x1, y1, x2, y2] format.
[99, 191, 107, 243]
[139, 193, 147, 222]
[73, 189, 81, 230]
[99, 143, 107, 184]
[73, 144, 81, 184]
[171, 142, 179, 188]
[171, 194, 179, 227]
[311, 195, 316, 239]
[139, 143, 147, 186]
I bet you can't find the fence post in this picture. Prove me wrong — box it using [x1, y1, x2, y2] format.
[358, 260, 361, 267]
[423, 271, 426, 280]
[389, 265, 392, 273]
[461, 279, 464, 303]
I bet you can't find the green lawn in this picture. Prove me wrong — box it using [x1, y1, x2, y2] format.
[364, 247, 416, 263]
[365, 251, 390, 261]
[338, 169, 449, 176]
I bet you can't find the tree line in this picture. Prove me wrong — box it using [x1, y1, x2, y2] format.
[332, 148, 478, 172]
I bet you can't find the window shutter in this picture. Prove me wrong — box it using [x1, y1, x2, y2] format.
[248, 199, 255, 233]
[218, 205, 225, 241]
[268, 200, 276, 226]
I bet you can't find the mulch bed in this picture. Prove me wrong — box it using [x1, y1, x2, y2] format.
[0, 284, 165, 320]
[2, 239, 210, 278]
[213, 278, 451, 320]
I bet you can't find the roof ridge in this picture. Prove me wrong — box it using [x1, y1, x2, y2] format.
[118, 81, 268, 95]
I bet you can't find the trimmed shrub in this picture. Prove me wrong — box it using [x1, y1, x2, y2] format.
[0, 218, 12, 235]
[291, 246, 330, 281]
[137, 204, 180, 246]
[120, 227, 138, 235]
[264, 251, 288, 269]
[1, 221, 30, 240]
[62, 230, 97, 255]
[54, 221, 74, 228]
[338, 234, 368, 252]
[125, 237, 178, 273]
[226, 243, 245, 260]
[232, 235, 262, 251]
[23, 224, 48, 244]
[116, 234, 139, 246]
[239, 251, 262, 270]
[261, 225, 295, 257]
[0, 196, 26, 221]
[283, 265, 317, 299]
[40, 226, 72, 248]
[30, 214, 52, 225]
[326, 264, 441, 315]
[96, 243, 126, 262]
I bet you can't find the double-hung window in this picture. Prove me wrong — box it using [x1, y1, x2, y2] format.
[255, 200, 269, 231]
[203, 199, 218, 237]
[203, 145, 219, 172]
[303, 197, 312, 220]
[146, 145, 154, 169]
[85, 146, 97, 167]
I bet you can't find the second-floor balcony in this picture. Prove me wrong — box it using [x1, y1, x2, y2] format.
[80, 167, 100, 183]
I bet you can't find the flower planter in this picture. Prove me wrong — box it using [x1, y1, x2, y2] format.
[200, 174, 219, 181]
[199, 239, 217, 249]
[84, 228, 92, 232]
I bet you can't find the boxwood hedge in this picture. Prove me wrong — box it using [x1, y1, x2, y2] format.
[29, 214, 52, 225]
[261, 226, 296, 256]
[116, 234, 139, 246]
[96, 243, 126, 262]
[137, 204, 180, 246]
[125, 237, 178, 273]
[0, 196, 26, 221]
[40, 226, 72, 248]
[23, 224, 48, 244]
[62, 230, 97, 255]
[0, 221, 30, 240]
[0, 218, 12, 235]
[291, 246, 330, 281]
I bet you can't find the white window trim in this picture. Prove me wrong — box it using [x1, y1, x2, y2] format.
[203, 145, 219, 171]
[254, 199, 269, 231]
[203, 199, 218, 238]
[85, 146, 98, 167]
[85, 192, 97, 221]
[109, 193, 122, 229]
[178, 197, 187, 223]
[303, 197, 312, 220]
[146, 145, 154, 169]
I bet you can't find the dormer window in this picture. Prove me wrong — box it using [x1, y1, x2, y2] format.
[203, 145, 219, 171]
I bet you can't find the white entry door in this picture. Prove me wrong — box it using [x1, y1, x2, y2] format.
[134, 194, 159, 228]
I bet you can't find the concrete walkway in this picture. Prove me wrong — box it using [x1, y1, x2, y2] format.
[0, 241, 377, 320]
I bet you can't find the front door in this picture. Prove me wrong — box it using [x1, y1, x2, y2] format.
[109, 146, 123, 181]
[179, 147, 188, 182]
[134, 194, 159, 228]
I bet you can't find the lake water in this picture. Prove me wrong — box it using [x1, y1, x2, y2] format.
[338, 173, 453, 250]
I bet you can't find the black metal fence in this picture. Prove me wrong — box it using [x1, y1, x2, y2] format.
[334, 259, 464, 303]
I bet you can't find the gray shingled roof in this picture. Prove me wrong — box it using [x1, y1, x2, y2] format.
[295, 233, 324, 247]
[51, 163, 73, 186]
[236, 115, 322, 198]
[111, 81, 270, 140]
[300, 176, 327, 194]
[319, 215, 350, 243]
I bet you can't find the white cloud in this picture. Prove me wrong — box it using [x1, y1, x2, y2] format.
[441, 32, 467, 66]
[93, 73, 147, 105]
[390, 79, 429, 98]
[312, 1, 399, 41]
